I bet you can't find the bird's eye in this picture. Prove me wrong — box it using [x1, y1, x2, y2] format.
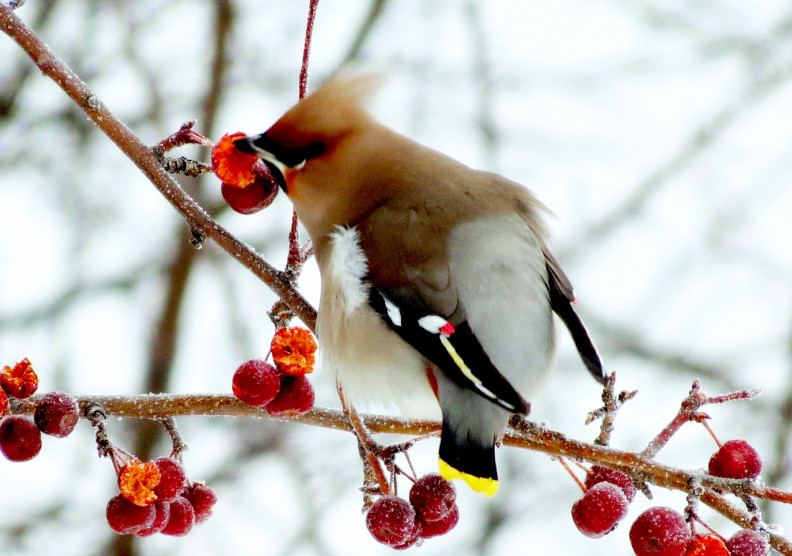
[247, 133, 326, 168]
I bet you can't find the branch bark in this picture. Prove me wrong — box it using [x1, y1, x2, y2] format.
[8, 393, 792, 553]
[0, 5, 317, 331]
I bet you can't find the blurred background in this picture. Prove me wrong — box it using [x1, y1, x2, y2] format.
[1, 0, 792, 554]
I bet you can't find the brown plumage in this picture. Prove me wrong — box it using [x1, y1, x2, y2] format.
[236, 74, 604, 496]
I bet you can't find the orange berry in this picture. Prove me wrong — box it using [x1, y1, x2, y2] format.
[271, 327, 317, 376]
[119, 459, 161, 506]
[1, 358, 39, 399]
[684, 534, 730, 556]
[211, 132, 259, 188]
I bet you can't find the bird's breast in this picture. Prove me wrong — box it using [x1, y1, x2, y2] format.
[316, 226, 440, 418]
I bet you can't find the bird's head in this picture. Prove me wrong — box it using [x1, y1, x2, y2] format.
[234, 73, 385, 238]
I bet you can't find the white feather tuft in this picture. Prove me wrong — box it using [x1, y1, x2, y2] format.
[327, 226, 369, 316]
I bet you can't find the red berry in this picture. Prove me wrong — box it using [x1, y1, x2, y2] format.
[266, 375, 314, 417]
[0, 415, 42, 462]
[365, 495, 418, 547]
[183, 482, 217, 524]
[232, 360, 281, 407]
[629, 506, 691, 556]
[585, 465, 636, 502]
[708, 440, 762, 480]
[0, 389, 8, 416]
[726, 529, 770, 556]
[34, 391, 79, 438]
[409, 473, 457, 522]
[153, 457, 186, 502]
[133, 501, 171, 537]
[106, 494, 156, 534]
[393, 522, 421, 550]
[419, 503, 459, 539]
[221, 173, 278, 215]
[684, 534, 730, 555]
[161, 496, 195, 537]
[571, 482, 629, 538]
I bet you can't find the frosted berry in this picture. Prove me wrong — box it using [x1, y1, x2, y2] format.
[409, 473, 456, 522]
[1, 358, 38, 398]
[133, 501, 171, 537]
[585, 465, 636, 502]
[232, 360, 281, 407]
[684, 534, 729, 555]
[266, 376, 315, 417]
[106, 494, 156, 534]
[571, 482, 629, 538]
[630, 506, 690, 556]
[161, 496, 195, 536]
[393, 527, 421, 550]
[153, 457, 186, 502]
[708, 440, 762, 480]
[366, 495, 418, 547]
[0, 415, 42, 462]
[34, 391, 79, 438]
[183, 482, 217, 524]
[221, 175, 278, 215]
[419, 503, 459, 539]
[726, 529, 770, 556]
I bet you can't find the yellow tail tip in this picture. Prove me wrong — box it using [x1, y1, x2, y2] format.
[438, 458, 498, 497]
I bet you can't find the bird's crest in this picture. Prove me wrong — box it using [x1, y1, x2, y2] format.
[267, 72, 384, 147]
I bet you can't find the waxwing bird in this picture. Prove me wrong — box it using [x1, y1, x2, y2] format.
[235, 74, 604, 496]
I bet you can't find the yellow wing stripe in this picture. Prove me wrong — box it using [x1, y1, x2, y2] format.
[439, 458, 499, 497]
[438, 335, 498, 400]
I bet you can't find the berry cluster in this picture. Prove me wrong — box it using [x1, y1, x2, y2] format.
[212, 132, 280, 214]
[0, 359, 80, 462]
[569, 439, 769, 556]
[106, 456, 217, 537]
[231, 327, 317, 417]
[365, 474, 459, 549]
[629, 507, 769, 556]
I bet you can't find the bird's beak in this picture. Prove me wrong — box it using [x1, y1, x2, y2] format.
[234, 134, 289, 176]
[232, 135, 256, 154]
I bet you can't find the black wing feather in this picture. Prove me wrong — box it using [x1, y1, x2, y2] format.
[546, 260, 606, 384]
[369, 288, 530, 414]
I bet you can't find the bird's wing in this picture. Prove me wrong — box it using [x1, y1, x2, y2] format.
[357, 205, 530, 414]
[543, 249, 606, 384]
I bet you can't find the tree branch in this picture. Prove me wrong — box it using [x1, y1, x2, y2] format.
[6, 393, 791, 553]
[0, 5, 317, 331]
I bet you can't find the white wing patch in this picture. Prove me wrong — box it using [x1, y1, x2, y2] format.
[382, 295, 403, 327]
[327, 226, 370, 317]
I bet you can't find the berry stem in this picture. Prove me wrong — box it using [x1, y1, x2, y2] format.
[685, 476, 704, 526]
[84, 402, 114, 459]
[160, 417, 188, 460]
[555, 456, 587, 494]
[338, 386, 391, 496]
[700, 419, 722, 447]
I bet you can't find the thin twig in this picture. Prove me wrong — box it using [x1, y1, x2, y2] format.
[299, 0, 320, 100]
[0, 6, 318, 331]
